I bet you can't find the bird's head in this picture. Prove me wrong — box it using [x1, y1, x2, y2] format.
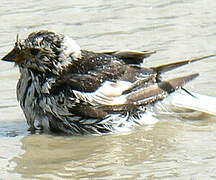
[1, 30, 81, 75]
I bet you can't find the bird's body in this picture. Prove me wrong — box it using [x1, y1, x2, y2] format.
[2, 30, 216, 135]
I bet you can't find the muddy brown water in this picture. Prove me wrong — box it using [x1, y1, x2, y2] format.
[1, 0, 216, 179]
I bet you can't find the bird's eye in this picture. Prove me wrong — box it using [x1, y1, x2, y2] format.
[30, 49, 40, 56]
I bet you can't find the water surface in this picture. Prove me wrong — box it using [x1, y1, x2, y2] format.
[1, 0, 216, 179]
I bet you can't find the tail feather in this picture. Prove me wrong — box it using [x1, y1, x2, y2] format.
[152, 54, 216, 74]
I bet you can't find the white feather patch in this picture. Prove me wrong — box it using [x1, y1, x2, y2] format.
[62, 36, 81, 59]
[73, 80, 133, 106]
[98, 81, 133, 97]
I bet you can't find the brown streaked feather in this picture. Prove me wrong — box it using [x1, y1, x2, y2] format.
[70, 104, 108, 119]
[126, 73, 199, 105]
[121, 65, 156, 82]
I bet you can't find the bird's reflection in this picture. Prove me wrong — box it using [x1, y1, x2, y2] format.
[10, 121, 179, 179]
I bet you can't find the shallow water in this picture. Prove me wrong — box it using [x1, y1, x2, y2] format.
[1, 0, 216, 179]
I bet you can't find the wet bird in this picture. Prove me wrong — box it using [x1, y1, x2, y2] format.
[2, 30, 216, 135]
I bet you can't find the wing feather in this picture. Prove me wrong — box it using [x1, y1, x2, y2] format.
[97, 50, 155, 64]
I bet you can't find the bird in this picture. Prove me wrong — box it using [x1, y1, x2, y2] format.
[1, 30, 216, 135]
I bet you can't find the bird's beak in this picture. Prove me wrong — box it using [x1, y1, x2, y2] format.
[1, 47, 22, 62]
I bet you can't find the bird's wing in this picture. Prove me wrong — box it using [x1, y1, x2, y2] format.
[57, 73, 197, 122]
[46, 52, 214, 119]
[71, 73, 199, 107]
